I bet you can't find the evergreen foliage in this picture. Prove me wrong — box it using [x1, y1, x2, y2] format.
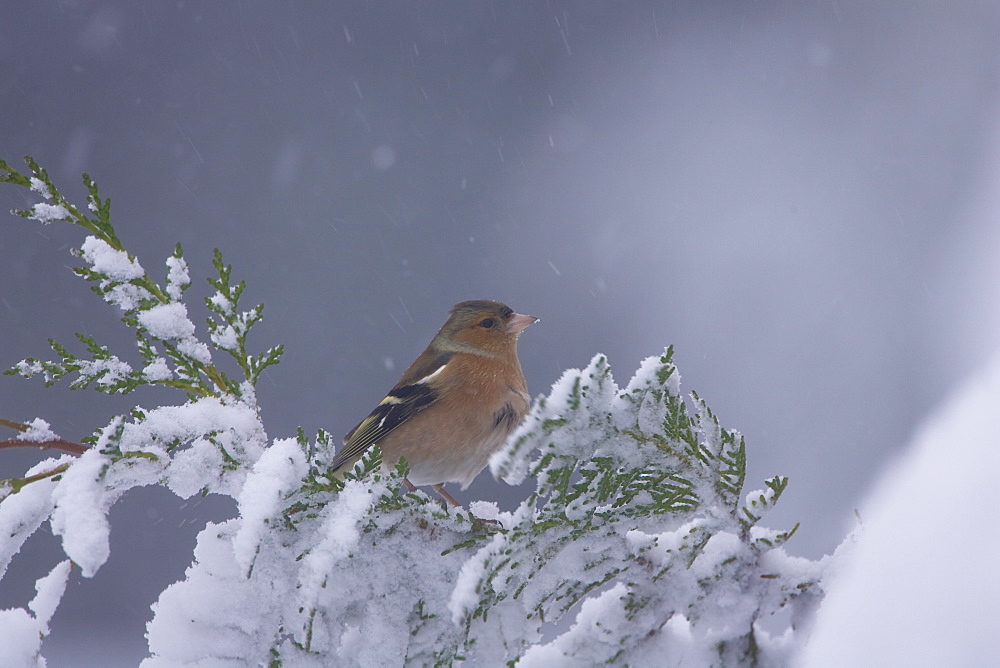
[0, 157, 829, 666]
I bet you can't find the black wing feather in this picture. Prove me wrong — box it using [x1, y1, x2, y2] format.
[331, 382, 438, 473]
[493, 402, 518, 430]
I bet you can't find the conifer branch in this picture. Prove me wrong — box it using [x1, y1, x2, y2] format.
[2, 463, 71, 495]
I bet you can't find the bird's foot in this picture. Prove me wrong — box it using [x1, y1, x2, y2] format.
[401, 479, 462, 509]
[402, 480, 504, 529]
[431, 483, 462, 508]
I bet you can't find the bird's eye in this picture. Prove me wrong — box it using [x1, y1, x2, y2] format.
[480, 318, 495, 328]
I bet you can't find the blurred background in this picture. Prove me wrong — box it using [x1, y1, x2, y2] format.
[2, 1, 999, 664]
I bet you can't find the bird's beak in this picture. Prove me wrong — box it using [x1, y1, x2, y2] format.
[507, 312, 539, 335]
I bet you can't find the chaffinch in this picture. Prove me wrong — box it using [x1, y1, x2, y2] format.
[331, 300, 538, 506]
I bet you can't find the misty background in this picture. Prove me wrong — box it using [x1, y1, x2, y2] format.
[2, 1, 999, 664]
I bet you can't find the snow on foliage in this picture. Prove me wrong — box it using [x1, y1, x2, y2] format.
[0, 560, 72, 667]
[27, 201, 71, 224]
[14, 418, 59, 444]
[0, 156, 835, 665]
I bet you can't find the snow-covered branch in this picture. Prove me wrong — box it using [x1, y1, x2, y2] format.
[1, 156, 835, 666]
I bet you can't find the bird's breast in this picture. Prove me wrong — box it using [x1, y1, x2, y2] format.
[378, 376, 529, 488]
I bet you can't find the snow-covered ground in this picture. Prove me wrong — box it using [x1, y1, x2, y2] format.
[802, 351, 1000, 666]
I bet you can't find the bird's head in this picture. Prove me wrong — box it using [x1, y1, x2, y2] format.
[437, 299, 538, 357]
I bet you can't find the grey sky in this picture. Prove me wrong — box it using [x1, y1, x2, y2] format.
[2, 2, 999, 664]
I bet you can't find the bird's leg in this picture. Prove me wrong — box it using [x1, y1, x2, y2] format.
[414, 482, 502, 528]
[402, 480, 473, 516]
[431, 483, 462, 508]
[402, 478, 460, 509]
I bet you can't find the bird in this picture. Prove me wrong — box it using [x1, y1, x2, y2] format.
[330, 299, 538, 506]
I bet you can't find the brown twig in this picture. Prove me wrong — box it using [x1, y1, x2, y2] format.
[0, 417, 29, 432]
[0, 425, 89, 496]
[0, 438, 90, 455]
[1, 417, 90, 455]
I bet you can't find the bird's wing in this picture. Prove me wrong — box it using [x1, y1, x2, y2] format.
[330, 368, 445, 475]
